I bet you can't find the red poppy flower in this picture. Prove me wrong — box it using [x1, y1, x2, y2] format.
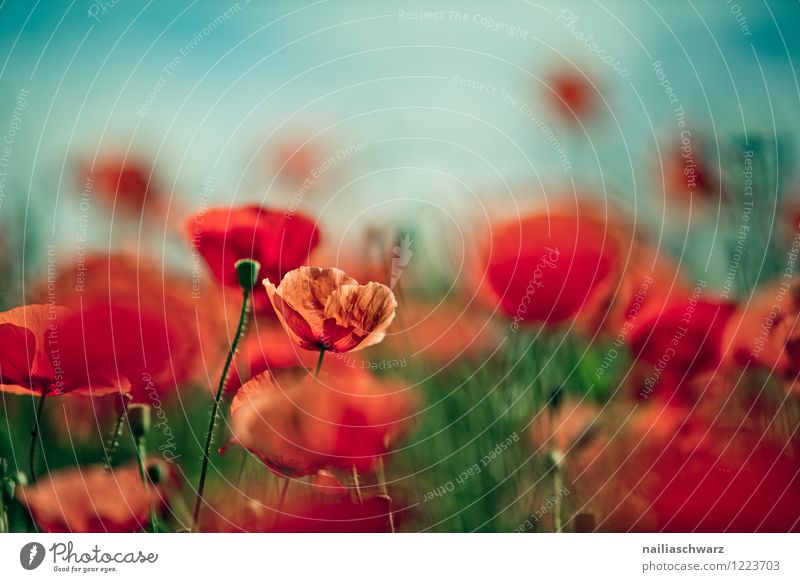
[0, 305, 127, 397]
[265, 266, 397, 353]
[269, 494, 394, 533]
[16, 461, 166, 533]
[480, 202, 626, 326]
[630, 292, 735, 399]
[579, 405, 800, 532]
[230, 369, 415, 477]
[186, 205, 320, 312]
[575, 242, 689, 338]
[42, 253, 228, 401]
[201, 485, 393, 533]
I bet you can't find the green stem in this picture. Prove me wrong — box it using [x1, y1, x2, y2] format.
[315, 347, 326, 377]
[104, 408, 126, 470]
[552, 454, 563, 532]
[28, 392, 48, 485]
[192, 287, 252, 532]
[134, 436, 157, 532]
[549, 406, 563, 533]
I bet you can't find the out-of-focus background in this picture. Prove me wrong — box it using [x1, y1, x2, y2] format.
[2, 1, 800, 534]
[2, 0, 799, 293]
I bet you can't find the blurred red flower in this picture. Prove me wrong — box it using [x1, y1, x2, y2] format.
[480, 202, 626, 326]
[265, 266, 397, 353]
[201, 485, 393, 533]
[630, 291, 735, 399]
[270, 494, 393, 533]
[16, 461, 166, 533]
[186, 205, 320, 312]
[230, 369, 415, 477]
[663, 145, 721, 206]
[42, 254, 228, 402]
[80, 157, 163, 217]
[546, 70, 600, 122]
[0, 304, 127, 397]
[579, 404, 800, 532]
[575, 243, 688, 339]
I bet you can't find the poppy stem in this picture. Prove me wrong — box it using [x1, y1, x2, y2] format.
[315, 347, 326, 377]
[28, 392, 47, 485]
[551, 453, 563, 532]
[375, 457, 395, 533]
[192, 286, 253, 533]
[134, 435, 155, 532]
[104, 408, 126, 470]
[548, 406, 563, 533]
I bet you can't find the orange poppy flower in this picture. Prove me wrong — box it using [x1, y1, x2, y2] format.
[480, 202, 626, 326]
[186, 205, 320, 312]
[265, 267, 397, 353]
[16, 461, 166, 533]
[0, 305, 127, 397]
[230, 369, 415, 477]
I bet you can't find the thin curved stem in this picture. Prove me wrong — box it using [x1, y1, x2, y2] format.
[134, 436, 157, 532]
[28, 392, 48, 484]
[192, 288, 252, 532]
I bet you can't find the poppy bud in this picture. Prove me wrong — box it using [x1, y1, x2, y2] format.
[128, 404, 151, 440]
[235, 258, 261, 290]
[547, 449, 564, 469]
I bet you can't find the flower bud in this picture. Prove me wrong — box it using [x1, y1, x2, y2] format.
[235, 258, 261, 290]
